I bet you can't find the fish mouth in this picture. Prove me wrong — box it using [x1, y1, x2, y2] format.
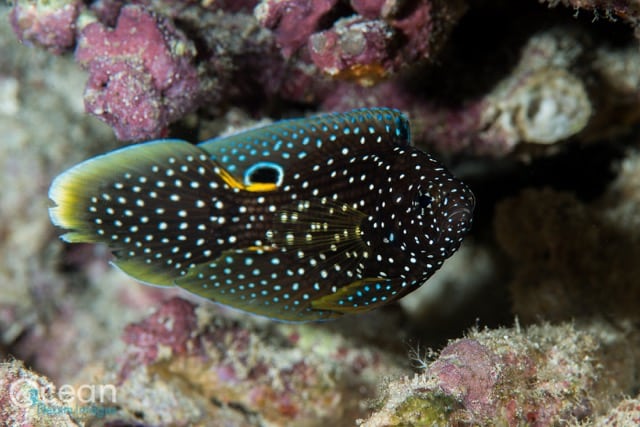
[446, 207, 474, 226]
[432, 205, 474, 253]
[449, 188, 475, 225]
[445, 190, 475, 231]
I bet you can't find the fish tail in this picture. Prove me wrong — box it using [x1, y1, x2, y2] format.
[49, 139, 221, 286]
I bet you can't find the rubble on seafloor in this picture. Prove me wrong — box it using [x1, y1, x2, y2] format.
[359, 321, 639, 426]
[2, 0, 640, 426]
[77, 297, 410, 425]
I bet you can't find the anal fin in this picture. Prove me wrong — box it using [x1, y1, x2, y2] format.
[311, 278, 400, 314]
[176, 247, 341, 321]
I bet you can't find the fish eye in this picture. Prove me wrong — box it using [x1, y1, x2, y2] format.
[244, 162, 284, 187]
[412, 190, 440, 216]
[418, 193, 433, 209]
[250, 167, 279, 184]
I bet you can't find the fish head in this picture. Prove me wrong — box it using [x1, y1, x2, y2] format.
[385, 147, 475, 261]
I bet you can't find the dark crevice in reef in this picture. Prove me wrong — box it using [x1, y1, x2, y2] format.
[403, 0, 635, 107]
[462, 137, 629, 241]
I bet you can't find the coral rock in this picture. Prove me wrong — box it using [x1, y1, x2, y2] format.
[0, 360, 80, 426]
[323, 27, 597, 155]
[257, 0, 465, 82]
[89, 297, 407, 426]
[592, 396, 640, 426]
[495, 188, 640, 323]
[255, 0, 339, 58]
[542, 0, 640, 29]
[359, 324, 603, 426]
[9, 0, 82, 54]
[75, 5, 201, 141]
[310, 17, 397, 85]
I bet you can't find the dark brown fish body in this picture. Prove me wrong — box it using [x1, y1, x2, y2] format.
[49, 108, 474, 321]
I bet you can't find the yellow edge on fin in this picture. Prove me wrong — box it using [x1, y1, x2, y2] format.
[112, 259, 175, 287]
[311, 278, 389, 314]
[49, 167, 92, 232]
[48, 139, 192, 235]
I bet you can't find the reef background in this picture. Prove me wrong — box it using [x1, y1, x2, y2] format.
[2, 0, 640, 425]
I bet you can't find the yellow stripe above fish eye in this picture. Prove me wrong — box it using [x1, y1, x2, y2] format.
[215, 166, 279, 192]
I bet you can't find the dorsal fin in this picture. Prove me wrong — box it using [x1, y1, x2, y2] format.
[197, 108, 410, 190]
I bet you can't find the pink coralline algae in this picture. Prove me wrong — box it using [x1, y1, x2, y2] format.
[429, 339, 500, 417]
[256, 0, 339, 58]
[122, 296, 199, 365]
[350, 0, 388, 18]
[360, 324, 602, 426]
[75, 5, 201, 141]
[94, 297, 406, 425]
[309, 17, 398, 85]
[8, 0, 640, 153]
[257, 0, 466, 84]
[9, 0, 82, 54]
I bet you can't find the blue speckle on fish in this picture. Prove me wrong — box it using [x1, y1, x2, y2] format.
[48, 108, 475, 321]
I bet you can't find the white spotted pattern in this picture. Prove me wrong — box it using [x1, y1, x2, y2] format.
[49, 108, 474, 321]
